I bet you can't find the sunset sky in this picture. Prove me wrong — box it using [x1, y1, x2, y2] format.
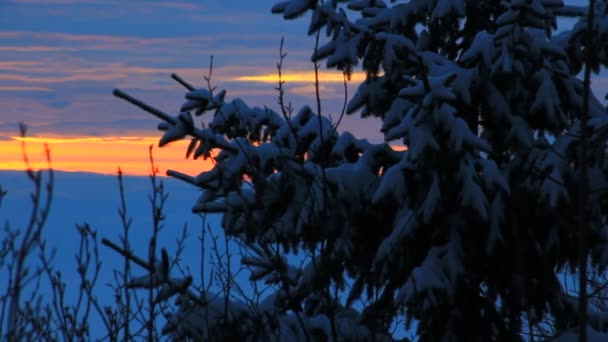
[0, 0, 376, 176]
[3, 2, 608, 340]
[0, 0, 605, 176]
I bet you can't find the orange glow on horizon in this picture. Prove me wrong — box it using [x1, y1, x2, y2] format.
[0, 136, 214, 177]
[1, 135, 408, 179]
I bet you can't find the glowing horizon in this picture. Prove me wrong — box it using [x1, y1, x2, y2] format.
[0, 133, 407, 178]
[0, 135, 213, 177]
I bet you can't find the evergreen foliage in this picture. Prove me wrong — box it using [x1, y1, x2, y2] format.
[114, 1, 608, 340]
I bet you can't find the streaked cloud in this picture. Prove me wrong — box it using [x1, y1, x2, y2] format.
[0, 46, 79, 52]
[0, 31, 287, 58]
[0, 27, 354, 140]
[6, 0, 203, 12]
[232, 71, 364, 84]
[0, 30, 312, 91]
[0, 0, 370, 176]
[289, 84, 339, 99]
[11, 136, 157, 144]
[0, 59, 355, 87]
[0, 86, 51, 91]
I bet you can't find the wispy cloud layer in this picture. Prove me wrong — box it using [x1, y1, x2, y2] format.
[0, 0, 364, 175]
[7, 0, 203, 11]
[14, 0, 601, 176]
[0, 22, 355, 140]
[0, 86, 51, 91]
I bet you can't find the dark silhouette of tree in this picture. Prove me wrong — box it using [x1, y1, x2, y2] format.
[112, 0, 608, 340]
[5, 1, 608, 341]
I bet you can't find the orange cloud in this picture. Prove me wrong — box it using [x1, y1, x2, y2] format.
[0, 31, 318, 97]
[232, 71, 365, 84]
[0, 136, 213, 177]
[0, 55, 358, 97]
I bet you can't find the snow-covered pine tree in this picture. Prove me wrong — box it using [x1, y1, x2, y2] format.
[113, 0, 608, 340]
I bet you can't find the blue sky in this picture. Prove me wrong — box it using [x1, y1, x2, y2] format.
[0, 168, 243, 338]
[0, 0, 605, 176]
[0, 0, 602, 140]
[1, 0, 607, 339]
[0, 0, 365, 138]
[0, 0, 381, 176]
